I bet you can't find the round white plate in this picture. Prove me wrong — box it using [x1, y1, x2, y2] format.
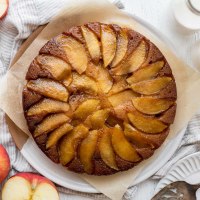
[155, 152, 200, 194]
[21, 14, 186, 193]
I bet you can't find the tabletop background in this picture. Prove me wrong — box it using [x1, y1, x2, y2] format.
[0, 0, 200, 199]
[121, 0, 200, 199]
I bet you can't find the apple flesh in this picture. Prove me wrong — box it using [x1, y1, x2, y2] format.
[0, 0, 9, 20]
[2, 173, 59, 200]
[0, 145, 10, 183]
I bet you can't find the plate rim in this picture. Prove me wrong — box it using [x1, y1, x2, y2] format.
[154, 151, 200, 194]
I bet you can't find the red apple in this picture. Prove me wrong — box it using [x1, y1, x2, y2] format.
[2, 173, 60, 200]
[0, 0, 9, 19]
[0, 145, 10, 183]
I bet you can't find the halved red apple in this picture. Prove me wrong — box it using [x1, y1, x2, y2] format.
[0, 0, 9, 20]
[2, 173, 59, 200]
[0, 145, 10, 183]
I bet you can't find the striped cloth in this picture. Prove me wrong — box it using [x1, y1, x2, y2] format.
[0, 0, 200, 199]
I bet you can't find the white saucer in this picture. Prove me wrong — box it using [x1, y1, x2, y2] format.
[173, 0, 200, 30]
[155, 152, 200, 194]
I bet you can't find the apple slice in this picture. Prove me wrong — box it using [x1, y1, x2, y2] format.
[62, 73, 72, 87]
[34, 113, 69, 137]
[101, 24, 117, 67]
[27, 98, 69, 116]
[0, 0, 8, 20]
[111, 125, 141, 162]
[27, 78, 69, 102]
[86, 22, 101, 38]
[2, 173, 59, 200]
[96, 65, 113, 93]
[127, 61, 164, 84]
[124, 122, 169, 149]
[131, 77, 172, 95]
[67, 26, 84, 43]
[124, 123, 153, 148]
[111, 40, 147, 75]
[110, 28, 128, 68]
[81, 26, 101, 63]
[59, 124, 89, 165]
[132, 97, 174, 115]
[86, 63, 113, 93]
[73, 99, 100, 120]
[46, 123, 73, 149]
[99, 127, 119, 170]
[114, 101, 135, 121]
[68, 93, 90, 112]
[0, 145, 10, 183]
[108, 90, 138, 107]
[80, 130, 99, 174]
[159, 105, 176, 124]
[69, 72, 98, 95]
[108, 76, 129, 95]
[36, 55, 71, 80]
[85, 109, 110, 129]
[128, 110, 167, 134]
[58, 35, 88, 74]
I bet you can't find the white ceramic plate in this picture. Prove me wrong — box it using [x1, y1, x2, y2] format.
[21, 14, 186, 193]
[154, 152, 200, 194]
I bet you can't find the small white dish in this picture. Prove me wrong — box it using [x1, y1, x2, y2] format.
[173, 0, 200, 31]
[155, 152, 200, 194]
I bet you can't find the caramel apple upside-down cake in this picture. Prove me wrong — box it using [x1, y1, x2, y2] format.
[22, 22, 177, 175]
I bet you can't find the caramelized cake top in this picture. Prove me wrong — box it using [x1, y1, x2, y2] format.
[23, 22, 177, 175]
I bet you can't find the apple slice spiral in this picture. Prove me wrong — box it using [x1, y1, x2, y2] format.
[23, 22, 177, 175]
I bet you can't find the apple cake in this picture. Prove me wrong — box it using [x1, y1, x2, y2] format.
[22, 22, 177, 175]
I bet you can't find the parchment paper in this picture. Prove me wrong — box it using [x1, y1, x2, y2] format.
[1, 0, 200, 199]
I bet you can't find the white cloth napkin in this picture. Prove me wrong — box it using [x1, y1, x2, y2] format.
[0, 0, 200, 199]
